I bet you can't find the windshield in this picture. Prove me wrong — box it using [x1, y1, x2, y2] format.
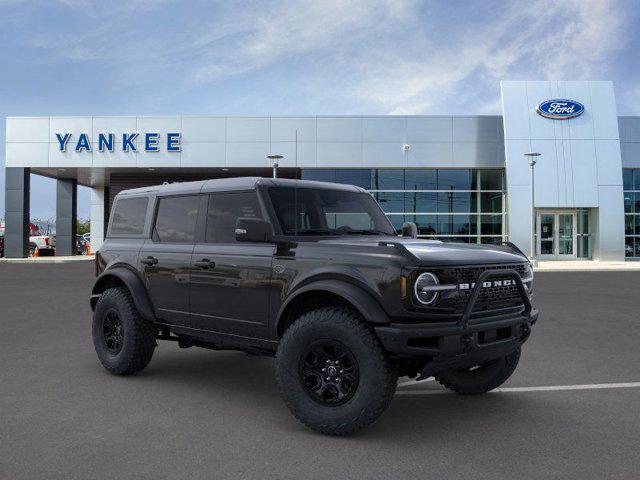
[267, 186, 396, 236]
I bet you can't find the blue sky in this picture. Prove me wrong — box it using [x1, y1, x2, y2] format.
[1, 0, 639, 220]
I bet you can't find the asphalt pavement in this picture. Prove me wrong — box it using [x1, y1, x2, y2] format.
[1, 262, 639, 479]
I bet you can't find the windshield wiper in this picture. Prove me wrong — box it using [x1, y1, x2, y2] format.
[283, 228, 344, 235]
[342, 229, 391, 235]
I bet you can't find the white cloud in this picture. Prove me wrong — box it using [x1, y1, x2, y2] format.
[10, 0, 634, 114]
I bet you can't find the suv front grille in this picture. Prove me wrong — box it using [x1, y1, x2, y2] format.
[434, 264, 528, 313]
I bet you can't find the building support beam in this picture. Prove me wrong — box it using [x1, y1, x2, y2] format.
[55, 179, 77, 256]
[90, 187, 105, 252]
[4, 168, 30, 258]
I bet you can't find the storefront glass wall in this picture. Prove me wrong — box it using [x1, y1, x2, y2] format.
[623, 169, 640, 258]
[301, 169, 506, 244]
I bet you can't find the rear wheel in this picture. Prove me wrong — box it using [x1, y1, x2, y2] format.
[92, 287, 157, 375]
[276, 307, 397, 436]
[435, 347, 521, 395]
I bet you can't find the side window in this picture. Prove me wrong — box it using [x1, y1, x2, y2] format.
[110, 197, 148, 236]
[206, 192, 262, 243]
[154, 195, 200, 243]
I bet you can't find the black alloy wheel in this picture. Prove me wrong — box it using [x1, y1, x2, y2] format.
[300, 340, 359, 406]
[102, 309, 124, 354]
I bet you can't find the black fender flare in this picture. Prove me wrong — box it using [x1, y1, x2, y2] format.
[90, 267, 155, 321]
[276, 279, 389, 335]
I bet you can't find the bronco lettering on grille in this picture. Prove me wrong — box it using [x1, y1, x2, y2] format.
[458, 279, 514, 290]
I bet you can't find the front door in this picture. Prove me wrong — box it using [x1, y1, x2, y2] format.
[189, 191, 274, 339]
[537, 210, 577, 260]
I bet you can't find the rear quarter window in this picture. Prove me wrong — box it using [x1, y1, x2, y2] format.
[110, 197, 149, 236]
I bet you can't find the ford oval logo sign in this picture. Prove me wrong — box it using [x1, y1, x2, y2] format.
[536, 99, 584, 120]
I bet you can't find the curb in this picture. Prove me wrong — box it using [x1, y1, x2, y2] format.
[0, 256, 94, 264]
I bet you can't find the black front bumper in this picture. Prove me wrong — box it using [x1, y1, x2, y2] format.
[375, 268, 538, 379]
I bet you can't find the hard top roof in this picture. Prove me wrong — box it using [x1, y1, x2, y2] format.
[115, 177, 366, 198]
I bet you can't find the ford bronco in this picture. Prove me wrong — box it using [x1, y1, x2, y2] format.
[90, 177, 538, 435]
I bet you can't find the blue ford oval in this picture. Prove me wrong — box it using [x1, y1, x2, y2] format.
[536, 99, 584, 119]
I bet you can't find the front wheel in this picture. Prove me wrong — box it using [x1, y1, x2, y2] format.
[435, 347, 521, 395]
[92, 287, 157, 375]
[276, 307, 397, 436]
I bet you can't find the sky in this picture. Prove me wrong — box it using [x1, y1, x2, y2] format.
[1, 0, 639, 220]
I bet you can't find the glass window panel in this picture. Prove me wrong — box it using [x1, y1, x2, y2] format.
[626, 215, 635, 235]
[437, 169, 472, 190]
[480, 192, 503, 213]
[480, 214, 503, 235]
[438, 215, 476, 235]
[625, 236, 635, 257]
[374, 192, 404, 213]
[405, 192, 438, 213]
[335, 169, 372, 189]
[635, 170, 640, 190]
[371, 169, 404, 190]
[407, 214, 438, 235]
[155, 195, 200, 243]
[481, 237, 503, 245]
[405, 170, 437, 190]
[624, 192, 634, 213]
[635, 193, 640, 213]
[480, 170, 503, 190]
[636, 217, 640, 235]
[623, 169, 634, 190]
[436, 192, 473, 213]
[301, 169, 336, 183]
[110, 197, 148, 236]
[445, 237, 473, 243]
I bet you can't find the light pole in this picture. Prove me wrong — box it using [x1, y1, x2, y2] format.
[525, 152, 541, 266]
[267, 155, 283, 179]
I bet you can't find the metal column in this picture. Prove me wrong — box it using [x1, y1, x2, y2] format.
[55, 179, 77, 256]
[4, 168, 31, 258]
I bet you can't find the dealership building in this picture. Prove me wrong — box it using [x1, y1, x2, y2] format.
[4, 80, 640, 260]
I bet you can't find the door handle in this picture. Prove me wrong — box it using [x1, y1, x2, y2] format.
[141, 256, 158, 266]
[194, 258, 214, 269]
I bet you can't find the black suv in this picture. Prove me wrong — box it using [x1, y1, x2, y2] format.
[91, 177, 538, 435]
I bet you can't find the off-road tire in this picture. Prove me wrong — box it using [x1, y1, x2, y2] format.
[435, 347, 521, 395]
[276, 307, 397, 436]
[92, 287, 156, 375]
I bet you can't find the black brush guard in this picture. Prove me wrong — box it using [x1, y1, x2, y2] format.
[375, 269, 538, 379]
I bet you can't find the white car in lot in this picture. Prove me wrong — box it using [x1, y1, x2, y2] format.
[29, 223, 55, 256]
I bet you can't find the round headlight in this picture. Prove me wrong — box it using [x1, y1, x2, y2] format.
[414, 272, 440, 305]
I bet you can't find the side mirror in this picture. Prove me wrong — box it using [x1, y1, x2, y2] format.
[401, 221, 418, 239]
[235, 218, 274, 243]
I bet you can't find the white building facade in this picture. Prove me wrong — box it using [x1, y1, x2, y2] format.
[4, 80, 639, 260]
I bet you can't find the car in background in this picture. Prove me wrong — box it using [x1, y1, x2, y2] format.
[76, 235, 89, 255]
[29, 223, 56, 256]
[0, 225, 4, 257]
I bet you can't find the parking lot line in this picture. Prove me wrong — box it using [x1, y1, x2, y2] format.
[396, 382, 640, 395]
[397, 377, 435, 388]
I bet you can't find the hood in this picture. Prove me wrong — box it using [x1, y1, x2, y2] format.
[316, 236, 527, 266]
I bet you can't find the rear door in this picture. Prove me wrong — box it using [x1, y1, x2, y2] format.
[189, 191, 274, 338]
[140, 194, 201, 326]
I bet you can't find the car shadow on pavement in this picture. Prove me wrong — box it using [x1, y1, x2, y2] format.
[97, 344, 555, 440]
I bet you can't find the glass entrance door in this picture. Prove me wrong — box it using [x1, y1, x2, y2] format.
[537, 211, 577, 260]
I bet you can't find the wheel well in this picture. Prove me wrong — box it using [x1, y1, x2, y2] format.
[277, 290, 361, 338]
[90, 274, 128, 309]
